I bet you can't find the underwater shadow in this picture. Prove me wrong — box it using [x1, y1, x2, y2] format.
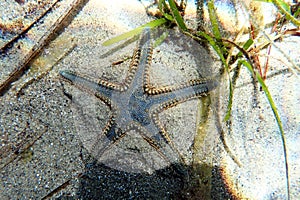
[77, 161, 187, 199]
[72, 160, 236, 200]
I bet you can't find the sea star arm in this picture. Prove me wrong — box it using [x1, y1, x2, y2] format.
[147, 78, 218, 106]
[145, 79, 218, 164]
[59, 28, 151, 93]
[59, 70, 115, 99]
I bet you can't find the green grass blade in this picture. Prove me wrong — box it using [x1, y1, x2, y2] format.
[158, 0, 164, 11]
[158, 0, 174, 21]
[224, 79, 233, 121]
[153, 30, 169, 48]
[273, 0, 291, 13]
[256, 0, 290, 13]
[102, 18, 167, 46]
[236, 39, 254, 57]
[207, 0, 222, 40]
[294, 7, 300, 18]
[167, 0, 188, 31]
[197, 31, 233, 121]
[272, 0, 300, 26]
[254, 0, 299, 30]
[196, 32, 225, 64]
[240, 60, 290, 200]
[207, 0, 229, 68]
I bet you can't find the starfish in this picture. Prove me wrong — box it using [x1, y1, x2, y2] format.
[59, 28, 217, 169]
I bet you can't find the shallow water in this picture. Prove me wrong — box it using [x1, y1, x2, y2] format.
[0, 0, 299, 199]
